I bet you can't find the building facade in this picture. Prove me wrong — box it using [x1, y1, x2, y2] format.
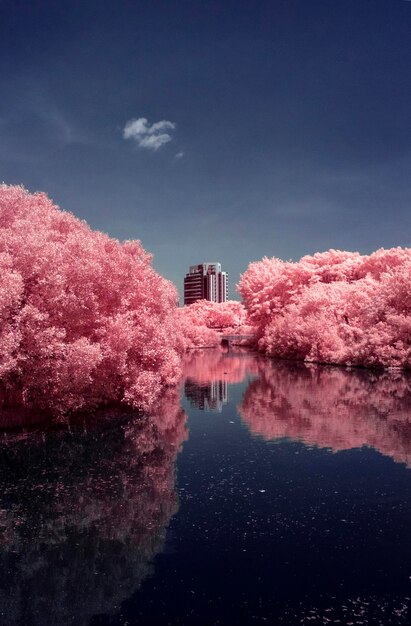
[184, 262, 228, 305]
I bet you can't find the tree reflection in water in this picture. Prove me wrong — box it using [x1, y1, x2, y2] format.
[0, 388, 187, 626]
[182, 348, 259, 412]
[2, 351, 411, 626]
[239, 359, 411, 467]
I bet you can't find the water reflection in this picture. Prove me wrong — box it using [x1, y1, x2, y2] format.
[239, 360, 411, 467]
[182, 350, 411, 467]
[182, 348, 259, 385]
[1, 351, 411, 626]
[182, 349, 259, 413]
[177, 352, 411, 625]
[0, 389, 187, 626]
[185, 378, 228, 412]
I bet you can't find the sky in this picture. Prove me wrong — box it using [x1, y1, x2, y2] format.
[1, 0, 411, 300]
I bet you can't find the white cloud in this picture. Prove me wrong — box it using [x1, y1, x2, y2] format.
[123, 117, 176, 151]
[174, 151, 184, 159]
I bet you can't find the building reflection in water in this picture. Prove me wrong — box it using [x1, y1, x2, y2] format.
[182, 348, 259, 413]
[185, 378, 228, 412]
[0, 388, 187, 626]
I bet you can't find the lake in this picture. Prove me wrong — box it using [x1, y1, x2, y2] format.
[1, 349, 411, 625]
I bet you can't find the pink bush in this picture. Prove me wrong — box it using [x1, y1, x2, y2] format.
[183, 299, 247, 329]
[179, 299, 255, 347]
[0, 185, 185, 414]
[175, 306, 220, 349]
[238, 248, 411, 368]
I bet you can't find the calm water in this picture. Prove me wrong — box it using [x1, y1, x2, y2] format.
[1, 350, 411, 625]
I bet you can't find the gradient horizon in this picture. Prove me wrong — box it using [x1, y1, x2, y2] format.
[1, 0, 410, 299]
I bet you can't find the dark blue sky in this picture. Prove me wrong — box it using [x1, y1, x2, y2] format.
[1, 0, 410, 298]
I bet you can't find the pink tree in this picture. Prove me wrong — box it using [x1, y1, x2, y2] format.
[0, 185, 187, 414]
[175, 305, 221, 349]
[238, 248, 411, 368]
[180, 299, 254, 345]
[183, 299, 247, 329]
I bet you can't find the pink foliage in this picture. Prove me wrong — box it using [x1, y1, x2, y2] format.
[179, 299, 254, 347]
[0, 185, 185, 414]
[184, 299, 247, 329]
[175, 306, 220, 349]
[238, 248, 411, 368]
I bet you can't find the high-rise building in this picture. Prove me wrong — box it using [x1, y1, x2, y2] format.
[184, 262, 228, 305]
